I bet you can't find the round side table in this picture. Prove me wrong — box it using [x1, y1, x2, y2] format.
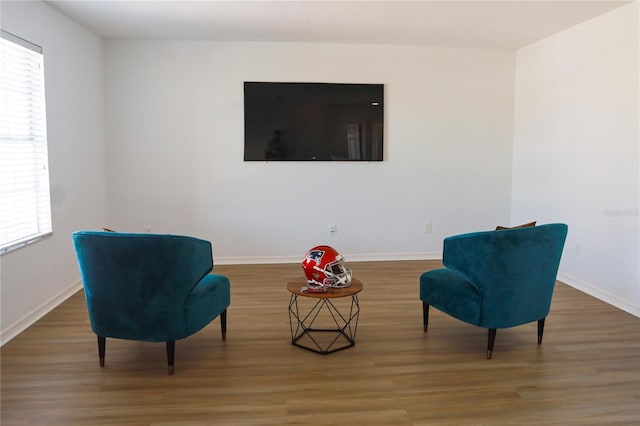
[286, 277, 363, 354]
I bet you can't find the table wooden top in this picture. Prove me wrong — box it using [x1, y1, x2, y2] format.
[287, 277, 363, 298]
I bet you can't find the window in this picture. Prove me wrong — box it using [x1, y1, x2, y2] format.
[0, 31, 52, 254]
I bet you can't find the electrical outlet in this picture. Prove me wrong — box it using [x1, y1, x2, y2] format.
[423, 222, 432, 234]
[330, 224, 337, 235]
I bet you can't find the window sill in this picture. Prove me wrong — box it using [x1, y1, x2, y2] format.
[0, 232, 53, 255]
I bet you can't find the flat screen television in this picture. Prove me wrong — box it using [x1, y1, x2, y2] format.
[244, 82, 384, 161]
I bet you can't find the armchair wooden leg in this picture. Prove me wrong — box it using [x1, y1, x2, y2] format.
[166, 341, 175, 375]
[487, 329, 497, 359]
[220, 309, 227, 341]
[423, 303, 430, 332]
[538, 318, 546, 344]
[97, 336, 106, 367]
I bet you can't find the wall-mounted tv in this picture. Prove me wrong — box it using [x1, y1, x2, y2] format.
[244, 82, 384, 161]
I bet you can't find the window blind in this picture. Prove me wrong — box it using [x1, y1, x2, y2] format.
[0, 31, 52, 254]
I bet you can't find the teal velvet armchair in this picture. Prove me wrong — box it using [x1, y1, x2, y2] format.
[420, 223, 568, 358]
[72, 231, 230, 374]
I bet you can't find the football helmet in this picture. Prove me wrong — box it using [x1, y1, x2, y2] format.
[302, 245, 352, 290]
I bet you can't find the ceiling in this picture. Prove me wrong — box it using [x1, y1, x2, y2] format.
[44, 0, 631, 50]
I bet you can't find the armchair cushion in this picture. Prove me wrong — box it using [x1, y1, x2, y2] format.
[495, 221, 536, 230]
[184, 274, 231, 336]
[420, 268, 481, 325]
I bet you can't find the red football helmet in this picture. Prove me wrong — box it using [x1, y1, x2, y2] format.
[302, 245, 352, 290]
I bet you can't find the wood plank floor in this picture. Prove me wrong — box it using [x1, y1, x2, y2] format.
[1, 260, 639, 425]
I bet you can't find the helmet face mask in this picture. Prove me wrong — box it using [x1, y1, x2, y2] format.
[302, 246, 352, 290]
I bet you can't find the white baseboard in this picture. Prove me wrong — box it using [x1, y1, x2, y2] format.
[0, 279, 83, 346]
[557, 272, 640, 318]
[346, 252, 442, 262]
[215, 251, 442, 265]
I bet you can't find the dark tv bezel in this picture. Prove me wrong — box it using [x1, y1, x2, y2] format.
[243, 81, 384, 162]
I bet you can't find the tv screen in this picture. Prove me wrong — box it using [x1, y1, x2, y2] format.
[244, 82, 384, 161]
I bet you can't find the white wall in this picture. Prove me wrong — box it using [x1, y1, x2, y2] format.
[104, 41, 516, 263]
[0, 1, 108, 343]
[512, 2, 639, 316]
